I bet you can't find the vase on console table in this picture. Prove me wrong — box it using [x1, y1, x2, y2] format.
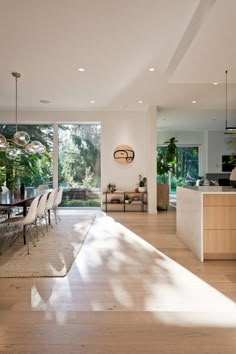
[230, 167, 236, 188]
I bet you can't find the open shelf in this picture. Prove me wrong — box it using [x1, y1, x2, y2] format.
[103, 191, 147, 212]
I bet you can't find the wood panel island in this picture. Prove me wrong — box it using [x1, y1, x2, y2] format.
[177, 186, 236, 261]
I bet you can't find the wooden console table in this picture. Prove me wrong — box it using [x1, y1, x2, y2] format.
[103, 191, 147, 212]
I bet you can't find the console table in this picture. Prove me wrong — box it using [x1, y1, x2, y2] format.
[103, 191, 147, 212]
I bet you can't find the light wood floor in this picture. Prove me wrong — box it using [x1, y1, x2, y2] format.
[0, 208, 236, 353]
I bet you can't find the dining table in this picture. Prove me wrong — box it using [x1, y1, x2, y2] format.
[0, 188, 40, 216]
[0, 188, 43, 244]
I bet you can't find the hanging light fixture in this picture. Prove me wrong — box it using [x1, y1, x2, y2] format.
[225, 69, 236, 134]
[0, 72, 46, 160]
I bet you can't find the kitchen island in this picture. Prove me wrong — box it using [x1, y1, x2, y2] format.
[177, 186, 236, 261]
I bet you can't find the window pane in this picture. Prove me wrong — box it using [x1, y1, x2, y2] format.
[58, 124, 101, 207]
[157, 145, 199, 189]
[0, 124, 53, 191]
[176, 146, 199, 186]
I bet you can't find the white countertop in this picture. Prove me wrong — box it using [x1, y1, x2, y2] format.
[178, 186, 236, 194]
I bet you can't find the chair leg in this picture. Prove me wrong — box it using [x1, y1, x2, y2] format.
[34, 221, 39, 241]
[48, 210, 53, 228]
[25, 221, 40, 254]
[39, 218, 45, 236]
[44, 212, 48, 232]
[24, 225, 30, 254]
[53, 208, 58, 224]
[54, 207, 61, 223]
[0, 233, 12, 255]
[28, 225, 36, 248]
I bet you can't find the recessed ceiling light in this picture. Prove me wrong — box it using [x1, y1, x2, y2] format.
[78, 68, 85, 72]
[40, 100, 50, 104]
[213, 82, 219, 85]
[149, 67, 155, 72]
[192, 100, 196, 104]
[90, 100, 95, 104]
[138, 100, 143, 104]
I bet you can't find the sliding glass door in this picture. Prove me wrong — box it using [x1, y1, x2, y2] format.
[58, 124, 101, 207]
[0, 123, 101, 208]
[175, 146, 199, 188]
[157, 145, 199, 191]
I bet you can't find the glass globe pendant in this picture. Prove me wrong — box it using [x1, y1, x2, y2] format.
[25, 141, 46, 154]
[0, 134, 6, 145]
[0, 134, 8, 150]
[6, 148, 21, 160]
[14, 130, 30, 146]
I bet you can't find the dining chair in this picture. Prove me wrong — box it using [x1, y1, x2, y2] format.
[45, 189, 58, 227]
[52, 188, 63, 223]
[1, 195, 41, 254]
[36, 191, 50, 236]
[0, 221, 18, 255]
[0, 186, 13, 219]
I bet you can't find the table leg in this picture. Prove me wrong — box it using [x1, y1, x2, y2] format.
[23, 202, 27, 244]
[23, 203, 27, 216]
[23, 225, 26, 245]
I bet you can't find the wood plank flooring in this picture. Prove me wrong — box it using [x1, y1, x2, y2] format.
[0, 208, 235, 353]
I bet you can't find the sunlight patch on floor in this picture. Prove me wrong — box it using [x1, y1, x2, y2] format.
[30, 213, 236, 330]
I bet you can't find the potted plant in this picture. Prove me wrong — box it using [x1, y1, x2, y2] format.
[124, 194, 130, 203]
[107, 183, 116, 193]
[138, 175, 147, 192]
[157, 137, 178, 210]
[157, 137, 178, 185]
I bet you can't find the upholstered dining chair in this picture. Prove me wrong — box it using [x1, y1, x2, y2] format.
[1, 195, 41, 254]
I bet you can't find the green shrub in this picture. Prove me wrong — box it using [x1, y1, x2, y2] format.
[60, 199, 101, 207]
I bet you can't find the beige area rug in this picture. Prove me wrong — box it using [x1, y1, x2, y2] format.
[0, 215, 95, 278]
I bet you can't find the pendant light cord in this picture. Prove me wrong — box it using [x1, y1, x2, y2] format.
[12, 72, 20, 133]
[225, 70, 228, 130]
[15, 74, 18, 132]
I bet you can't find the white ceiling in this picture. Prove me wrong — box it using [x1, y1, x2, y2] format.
[1, 0, 236, 130]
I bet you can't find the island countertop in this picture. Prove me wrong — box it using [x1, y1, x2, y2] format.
[179, 186, 236, 194]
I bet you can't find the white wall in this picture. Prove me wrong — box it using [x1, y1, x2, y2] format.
[207, 130, 236, 173]
[157, 131, 204, 146]
[101, 112, 147, 191]
[0, 109, 157, 212]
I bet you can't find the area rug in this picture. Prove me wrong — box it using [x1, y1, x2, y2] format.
[0, 215, 95, 278]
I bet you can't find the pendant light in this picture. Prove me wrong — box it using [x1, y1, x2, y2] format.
[0, 72, 46, 159]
